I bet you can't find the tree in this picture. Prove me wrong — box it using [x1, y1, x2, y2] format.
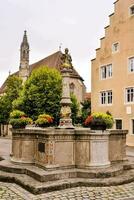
[70, 93, 79, 125]
[13, 67, 62, 124]
[81, 99, 91, 122]
[0, 75, 22, 124]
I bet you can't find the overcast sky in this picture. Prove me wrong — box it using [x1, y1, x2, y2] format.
[0, 0, 114, 91]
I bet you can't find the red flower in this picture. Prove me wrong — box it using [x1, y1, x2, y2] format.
[84, 115, 93, 126]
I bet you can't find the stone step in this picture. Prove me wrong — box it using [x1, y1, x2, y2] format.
[0, 160, 127, 182]
[0, 169, 134, 194]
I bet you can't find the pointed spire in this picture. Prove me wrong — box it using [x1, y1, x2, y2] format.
[21, 30, 29, 47]
[19, 30, 30, 83]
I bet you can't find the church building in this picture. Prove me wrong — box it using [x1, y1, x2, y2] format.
[0, 31, 86, 136]
[0, 31, 86, 104]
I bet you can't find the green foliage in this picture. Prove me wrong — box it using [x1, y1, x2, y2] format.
[10, 110, 25, 119]
[35, 114, 53, 127]
[13, 67, 62, 124]
[9, 110, 33, 128]
[0, 75, 22, 124]
[5, 75, 23, 100]
[0, 96, 11, 124]
[9, 118, 32, 129]
[84, 112, 114, 129]
[70, 94, 79, 124]
[81, 99, 91, 122]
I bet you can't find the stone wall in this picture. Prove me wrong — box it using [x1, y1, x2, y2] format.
[109, 130, 127, 163]
[11, 128, 128, 169]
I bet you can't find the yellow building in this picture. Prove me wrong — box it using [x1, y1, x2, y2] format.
[91, 0, 134, 145]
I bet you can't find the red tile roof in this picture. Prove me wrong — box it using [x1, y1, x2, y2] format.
[0, 51, 84, 94]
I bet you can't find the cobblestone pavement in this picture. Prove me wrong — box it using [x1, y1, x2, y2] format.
[0, 182, 134, 200]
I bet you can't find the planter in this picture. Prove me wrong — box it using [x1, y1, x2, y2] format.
[12, 125, 26, 129]
[37, 124, 50, 128]
[91, 124, 106, 131]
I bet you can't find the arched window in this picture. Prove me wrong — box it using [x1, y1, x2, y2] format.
[23, 50, 26, 59]
[70, 83, 75, 94]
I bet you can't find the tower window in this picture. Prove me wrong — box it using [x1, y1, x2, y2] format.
[70, 83, 75, 93]
[23, 50, 26, 59]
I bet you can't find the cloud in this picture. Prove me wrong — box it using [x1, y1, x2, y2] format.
[61, 17, 77, 25]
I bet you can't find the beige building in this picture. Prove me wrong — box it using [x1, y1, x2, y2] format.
[91, 0, 134, 145]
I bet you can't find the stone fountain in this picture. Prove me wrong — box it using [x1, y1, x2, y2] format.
[0, 49, 130, 194]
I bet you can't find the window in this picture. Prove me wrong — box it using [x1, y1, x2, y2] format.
[126, 87, 134, 103]
[128, 57, 134, 72]
[100, 64, 112, 79]
[115, 120, 122, 129]
[132, 120, 134, 134]
[101, 66, 107, 79]
[112, 42, 119, 53]
[107, 90, 112, 104]
[130, 5, 134, 15]
[100, 90, 112, 105]
[101, 92, 106, 104]
[70, 83, 75, 93]
[107, 64, 112, 77]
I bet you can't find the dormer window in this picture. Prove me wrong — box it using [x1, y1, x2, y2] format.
[130, 5, 134, 15]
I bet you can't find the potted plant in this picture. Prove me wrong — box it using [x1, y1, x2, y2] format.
[84, 112, 114, 130]
[35, 114, 54, 127]
[9, 110, 33, 129]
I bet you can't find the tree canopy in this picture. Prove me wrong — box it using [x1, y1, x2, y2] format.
[13, 67, 62, 123]
[0, 75, 22, 124]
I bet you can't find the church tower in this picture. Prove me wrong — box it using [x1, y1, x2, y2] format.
[19, 30, 29, 83]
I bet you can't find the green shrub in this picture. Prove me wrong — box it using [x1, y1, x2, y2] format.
[9, 110, 33, 128]
[10, 110, 25, 119]
[35, 114, 53, 127]
[84, 112, 114, 129]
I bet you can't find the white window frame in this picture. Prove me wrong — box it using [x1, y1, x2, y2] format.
[112, 42, 119, 53]
[128, 57, 134, 73]
[100, 64, 112, 80]
[125, 87, 134, 104]
[100, 90, 112, 106]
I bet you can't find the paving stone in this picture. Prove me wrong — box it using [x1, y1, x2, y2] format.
[0, 181, 134, 199]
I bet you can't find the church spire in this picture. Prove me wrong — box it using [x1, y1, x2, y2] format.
[21, 30, 29, 48]
[19, 30, 30, 83]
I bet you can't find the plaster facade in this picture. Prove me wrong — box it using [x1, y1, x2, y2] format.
[91, 0, 134, 145]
